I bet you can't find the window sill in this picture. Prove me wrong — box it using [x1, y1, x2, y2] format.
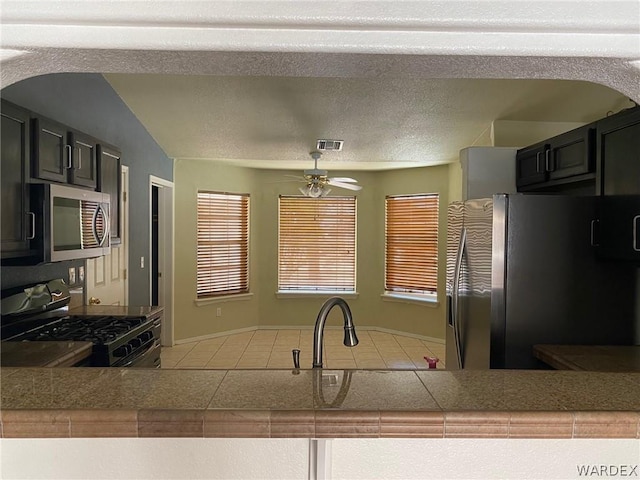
[194, 292, 254, 307]
[276, 291, 359, 299]
[380, 292, 439, 307]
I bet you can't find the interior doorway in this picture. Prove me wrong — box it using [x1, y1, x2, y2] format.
[149, 176, 174, 346]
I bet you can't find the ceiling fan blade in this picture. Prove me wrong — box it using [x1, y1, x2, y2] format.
[328, 180, 363, 191]
[283, 174, 306, 181]
[328, 177, 358, 183]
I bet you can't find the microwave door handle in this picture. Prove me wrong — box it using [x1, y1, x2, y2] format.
[27, 212, 36, 240]
[100, 204, 110, 245]
[92, 205, 109, 246]
[452, 227, 466, 369]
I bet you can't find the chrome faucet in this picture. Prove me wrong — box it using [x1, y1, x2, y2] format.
[312, 297, 358, 368]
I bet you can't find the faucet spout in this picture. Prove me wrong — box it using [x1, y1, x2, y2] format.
[312, 297, 358, 368]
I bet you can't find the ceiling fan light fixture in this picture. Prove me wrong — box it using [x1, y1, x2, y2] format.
[299, 183, 330, 198]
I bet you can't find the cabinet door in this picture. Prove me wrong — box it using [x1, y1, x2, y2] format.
[598, 196, 640, 261]
[596, 106, 640, 261]
[97, 143, 122, 244]
[598, 107, 640, 196]
[1, 101, 35, 260]
[31, 116, 70, 183]
[547, 126, 595, 180]
[68, 130, 97, 188]
[515, 142, 547, 188]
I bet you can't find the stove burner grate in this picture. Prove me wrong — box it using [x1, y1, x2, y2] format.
[13, 315, 147, 345]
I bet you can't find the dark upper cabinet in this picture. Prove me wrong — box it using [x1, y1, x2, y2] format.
[68, 130, 98, 189]
[515, 142, 548, 188]
[547, 126, 595, 180]
[97, 143, 122, 245]
[595, 106, 640, 261]
[516, 125, 595, 193]
[31, 116, 69, 183]
[1, 100, 36, 262]
[32, 115, 98, 189]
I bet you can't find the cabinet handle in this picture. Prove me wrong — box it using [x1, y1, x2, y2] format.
[26, 212, 35, 240]
[633, 215, 640, 252]
[590, 219, 599, 247]
[65, 145, 72, 169]
[536, 152, 541, 173]
[545, 149, 553, 172]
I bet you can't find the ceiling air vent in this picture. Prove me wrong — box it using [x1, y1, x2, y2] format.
[316, 139, 344, 151]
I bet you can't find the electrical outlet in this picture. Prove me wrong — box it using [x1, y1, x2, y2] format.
[216, 307, 222, 317]
[140, 256, 145, 269]
[68, 267, 76, 285]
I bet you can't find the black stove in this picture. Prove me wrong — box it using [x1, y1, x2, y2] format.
[16, 315, 146, 343]
[2, 280, 162, 368]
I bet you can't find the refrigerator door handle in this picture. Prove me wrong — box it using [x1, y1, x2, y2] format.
[590, 219, 599, 247]
[452, 227, 467, 369]
[633, 215, 640, 252]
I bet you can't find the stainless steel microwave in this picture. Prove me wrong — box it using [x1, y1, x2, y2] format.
[32, 183, 110, 262]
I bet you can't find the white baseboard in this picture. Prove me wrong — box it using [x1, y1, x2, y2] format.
[175, 325, 444, 345]
[174, 326, 258, 345]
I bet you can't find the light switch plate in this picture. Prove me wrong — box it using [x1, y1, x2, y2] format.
[68, 267, 76, 285]
[78, 266, 85, 283]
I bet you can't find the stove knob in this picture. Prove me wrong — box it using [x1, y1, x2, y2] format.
[113, 345, 128, 357]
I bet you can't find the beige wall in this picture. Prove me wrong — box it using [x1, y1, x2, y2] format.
[174, 160, 452, 343]
[173, 160, 260, 341]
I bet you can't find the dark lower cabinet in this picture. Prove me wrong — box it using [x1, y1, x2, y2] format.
[596, 106, 640, 261]
[97, 143, 122, 245]
[1, 101, 36, 262]
[598, 196, 640, 261]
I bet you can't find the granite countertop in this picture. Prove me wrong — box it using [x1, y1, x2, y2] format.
[67, 305, 164, 318]
[534, 345, 640, 372]
[1, 368, 638, 439]
[0, 342, 93, 368]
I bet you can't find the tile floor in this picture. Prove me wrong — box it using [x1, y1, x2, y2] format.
[161, 329, 446, 370]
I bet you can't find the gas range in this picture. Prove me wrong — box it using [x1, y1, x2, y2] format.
[1, 280, 162, 368]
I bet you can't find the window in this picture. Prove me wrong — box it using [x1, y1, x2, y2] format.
[278, 196, 356, 292]
[196, 191, 249, 298]
[385, 194, 439, 297]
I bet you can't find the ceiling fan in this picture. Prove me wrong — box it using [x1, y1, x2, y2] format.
[287, 151, 362, 197]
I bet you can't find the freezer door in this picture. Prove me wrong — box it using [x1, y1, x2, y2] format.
[447, 198, 495, 369]
[446, 202, 465, 296]
[445, 201, 464, 369]
[459, 198, 494, 369]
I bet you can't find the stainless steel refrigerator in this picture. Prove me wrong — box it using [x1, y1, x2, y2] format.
[445, 194, 637, 369]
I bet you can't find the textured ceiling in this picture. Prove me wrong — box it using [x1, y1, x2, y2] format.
[105, 74, 629, 171]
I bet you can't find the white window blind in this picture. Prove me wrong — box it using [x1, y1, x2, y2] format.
[197, 191, 249, 298]
[385, 194, 439, 295]
[278, 195, 356, 292]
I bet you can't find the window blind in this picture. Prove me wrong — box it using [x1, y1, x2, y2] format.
[278, 195, 356, 292]
[197, 191, 249, 298]
[385, 194, 439, 295]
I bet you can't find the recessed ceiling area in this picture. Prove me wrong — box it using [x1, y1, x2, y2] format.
[104, 74, 630, 171]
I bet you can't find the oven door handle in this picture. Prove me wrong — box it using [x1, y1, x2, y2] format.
[114, 339, 159, 367]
